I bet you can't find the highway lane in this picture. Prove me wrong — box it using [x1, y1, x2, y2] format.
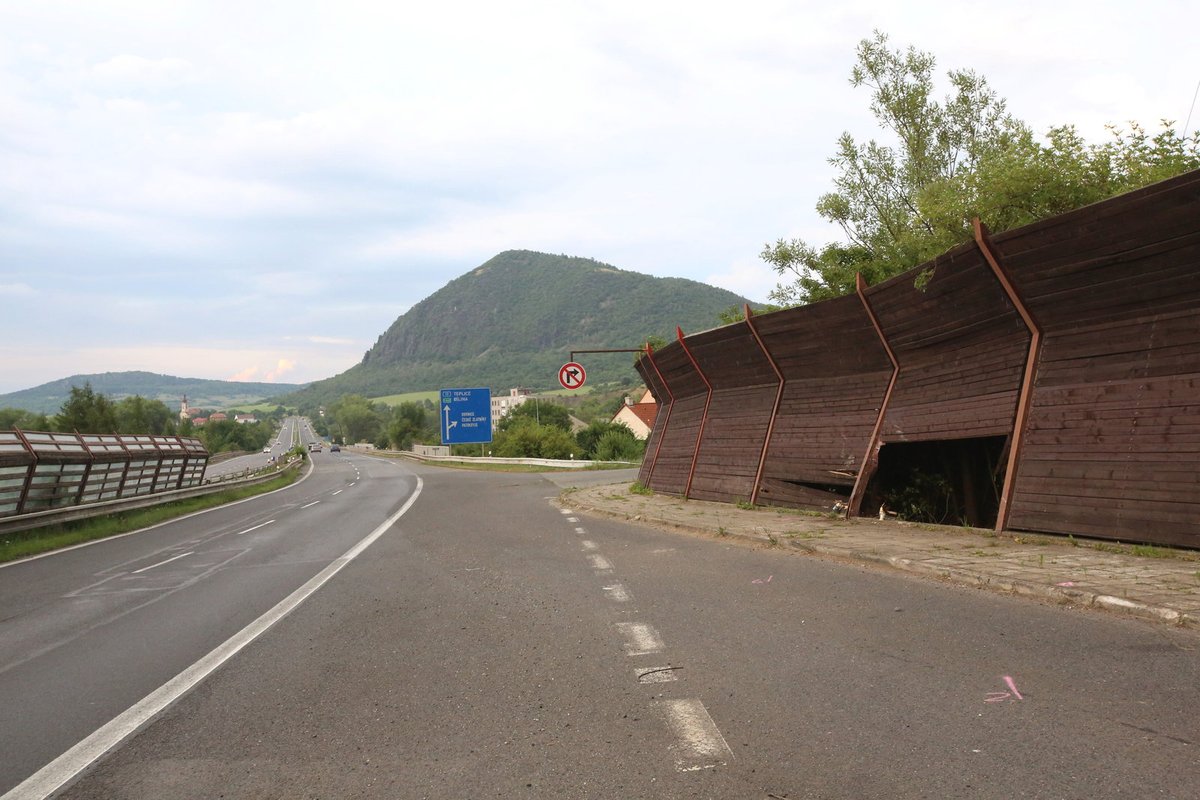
[201, 415, 308, 480]
[0, 448, 419, 796]
[35, 461, 1200, 799]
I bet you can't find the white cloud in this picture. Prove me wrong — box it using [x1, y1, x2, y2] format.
[1, 0, 1195, 395]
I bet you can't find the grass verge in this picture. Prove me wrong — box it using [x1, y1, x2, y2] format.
[0, 468, 303, 564]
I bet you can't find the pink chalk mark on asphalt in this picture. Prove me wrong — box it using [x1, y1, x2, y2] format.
[986, 675, 1025, 703]
[751, 575, 773, 584]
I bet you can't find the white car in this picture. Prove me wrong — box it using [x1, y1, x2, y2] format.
[263, 446, 271, 453]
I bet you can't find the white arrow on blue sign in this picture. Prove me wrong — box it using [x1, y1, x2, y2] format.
[440, 387, 493, 445]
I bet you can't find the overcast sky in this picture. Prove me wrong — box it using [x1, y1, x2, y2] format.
[2, 1, 1196, 394]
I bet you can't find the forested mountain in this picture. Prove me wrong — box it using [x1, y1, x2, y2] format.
[283, 250, 750, 406]
[0, 371, 304, 414]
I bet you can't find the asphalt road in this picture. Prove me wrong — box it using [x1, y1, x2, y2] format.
[4, 457, 1199, 798]
[0, 445, 417, 797]
[201, 416, 307, 480]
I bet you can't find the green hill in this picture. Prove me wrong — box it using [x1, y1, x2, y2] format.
[0, 371, 306, 415]
[283, 250, 750, 406]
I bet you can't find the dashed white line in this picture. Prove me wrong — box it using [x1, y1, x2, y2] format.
[566, 517, 579, 523]
[602, 583, 631, 602]
[131, 552, 194, 574]
[236, 520, 275, 536]
[588, 554, 613, 572]
[581, 540, 598, 551]
[559, 509, 572, 515]
[332, 490, 343, 496]
[574, 527, 586, 535]
[5, 477, 426, 800]
[615, 622, 664, 656]
[656, 698, 733, 772]
[300, 501, 321, 509]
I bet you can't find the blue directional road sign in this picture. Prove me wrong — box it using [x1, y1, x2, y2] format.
[440, 387, 493, 445]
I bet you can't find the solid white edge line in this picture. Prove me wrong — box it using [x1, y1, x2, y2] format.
[2, 475, 424, 800]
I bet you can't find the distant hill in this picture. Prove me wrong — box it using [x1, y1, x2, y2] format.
[282, 250, 751, 406]
[0, 371, 306, 415]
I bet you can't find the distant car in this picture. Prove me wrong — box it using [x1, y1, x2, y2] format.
[263, 446, 271, 453]
[330, 444, 340, 452]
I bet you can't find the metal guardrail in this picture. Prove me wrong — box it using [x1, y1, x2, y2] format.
[353, 445, 635, 470]
[0, 457, 301, 536]
[0, 430, 209, 520]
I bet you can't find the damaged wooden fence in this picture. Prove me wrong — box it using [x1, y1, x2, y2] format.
[636, 169, 1200, 548]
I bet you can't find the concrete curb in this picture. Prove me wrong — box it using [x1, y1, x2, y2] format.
[564, 492, 1197, 630]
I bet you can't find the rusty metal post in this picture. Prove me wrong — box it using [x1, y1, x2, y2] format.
[974, 219, 1043, 533]
[12, 428, 37, 516]
[114, 435, 134, 498]
[848, 274, 900, 518]
[76, 432, 97, 506]
[642, 343, 674, 486]
[675, 326, 713, 500]
[743, 304, 786, 505]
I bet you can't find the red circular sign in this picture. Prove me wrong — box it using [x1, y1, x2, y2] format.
[558, 361, 586, 389]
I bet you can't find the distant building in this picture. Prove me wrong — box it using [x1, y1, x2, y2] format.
[234, 414, 258, 424]
[193, 417, 209, 427]
[179, 395, 190, 421]
[208, 412, 228, 423]
[491, 387, 534, 427]
[611, 389, 658, 440]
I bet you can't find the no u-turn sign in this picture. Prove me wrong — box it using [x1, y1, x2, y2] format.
[558, 361, 586, 390]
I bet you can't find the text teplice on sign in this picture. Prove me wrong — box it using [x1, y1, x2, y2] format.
[439, 387, 493, 445]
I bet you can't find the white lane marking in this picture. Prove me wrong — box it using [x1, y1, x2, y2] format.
[615, 622, 664, 656]
[300, 501, 321, 509]
[236, 520, 275, 536]
[588, 554, 613, 572]
[637, 666, 680, 684]
[349, 482, 356, 487]
[559, 509, 572, 515]
[656, 698, 733, 772]
[602, 583, 631, 602]
[566, 517, 579, 523]
[574, 527, 586, 535]
[4, 477, 425, 800]
[332, 490, 343, 496]
[130, 552, 194, 574]
[580, 540, 598, 551]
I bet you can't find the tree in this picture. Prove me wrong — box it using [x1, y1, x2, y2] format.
[499, 398, 571, 433]
[765, 31, 1200, 305]
[594, 428, 644, 462]
[114, 396, 175, 435]
[491, 417, 581, 459]
[386, 401, 433, 450]
[0, 407, 50, 431]
[54, 383, 118, 434]
[326, 395, 382, 445]
[577, 419, 638, 460]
